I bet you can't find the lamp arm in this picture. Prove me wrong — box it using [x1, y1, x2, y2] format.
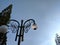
[8, 19, 20, 41]
[24, 19, 35, 25]
[23, 19, 36, 33]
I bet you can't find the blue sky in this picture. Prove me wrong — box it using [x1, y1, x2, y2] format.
[0, 0, 60, 45]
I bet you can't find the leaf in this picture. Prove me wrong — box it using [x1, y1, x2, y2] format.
[0, 4, 12, 26]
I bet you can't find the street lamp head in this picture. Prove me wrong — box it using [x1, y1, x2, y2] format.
[32, 24, 37, 30]
[24, 19, 37, 30]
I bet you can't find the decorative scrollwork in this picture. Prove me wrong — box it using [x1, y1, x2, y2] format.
[24, 21, 31, 33]
[7, 21, 19, 33]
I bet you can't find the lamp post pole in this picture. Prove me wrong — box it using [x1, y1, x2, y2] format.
[18, 20, 24, 45]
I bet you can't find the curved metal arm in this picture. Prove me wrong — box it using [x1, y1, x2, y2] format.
[9, 19, 20, 26]
[8, 19, 20, 41]
[10, 19, 20, 41]
[24, 19, 37, 33]
[24, 19, 36, 25]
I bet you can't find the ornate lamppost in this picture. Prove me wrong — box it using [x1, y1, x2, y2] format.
[8, 19, 37, 45]
[0, 4, 37, 45]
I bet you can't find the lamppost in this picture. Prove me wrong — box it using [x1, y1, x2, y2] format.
[0, 4, 37, 45]
[8, 19, 37, 45]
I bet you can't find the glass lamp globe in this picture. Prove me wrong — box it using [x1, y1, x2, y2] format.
[32, 24, 37, 30]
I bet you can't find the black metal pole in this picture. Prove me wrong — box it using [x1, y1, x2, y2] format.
[18, 20, 23, 45]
